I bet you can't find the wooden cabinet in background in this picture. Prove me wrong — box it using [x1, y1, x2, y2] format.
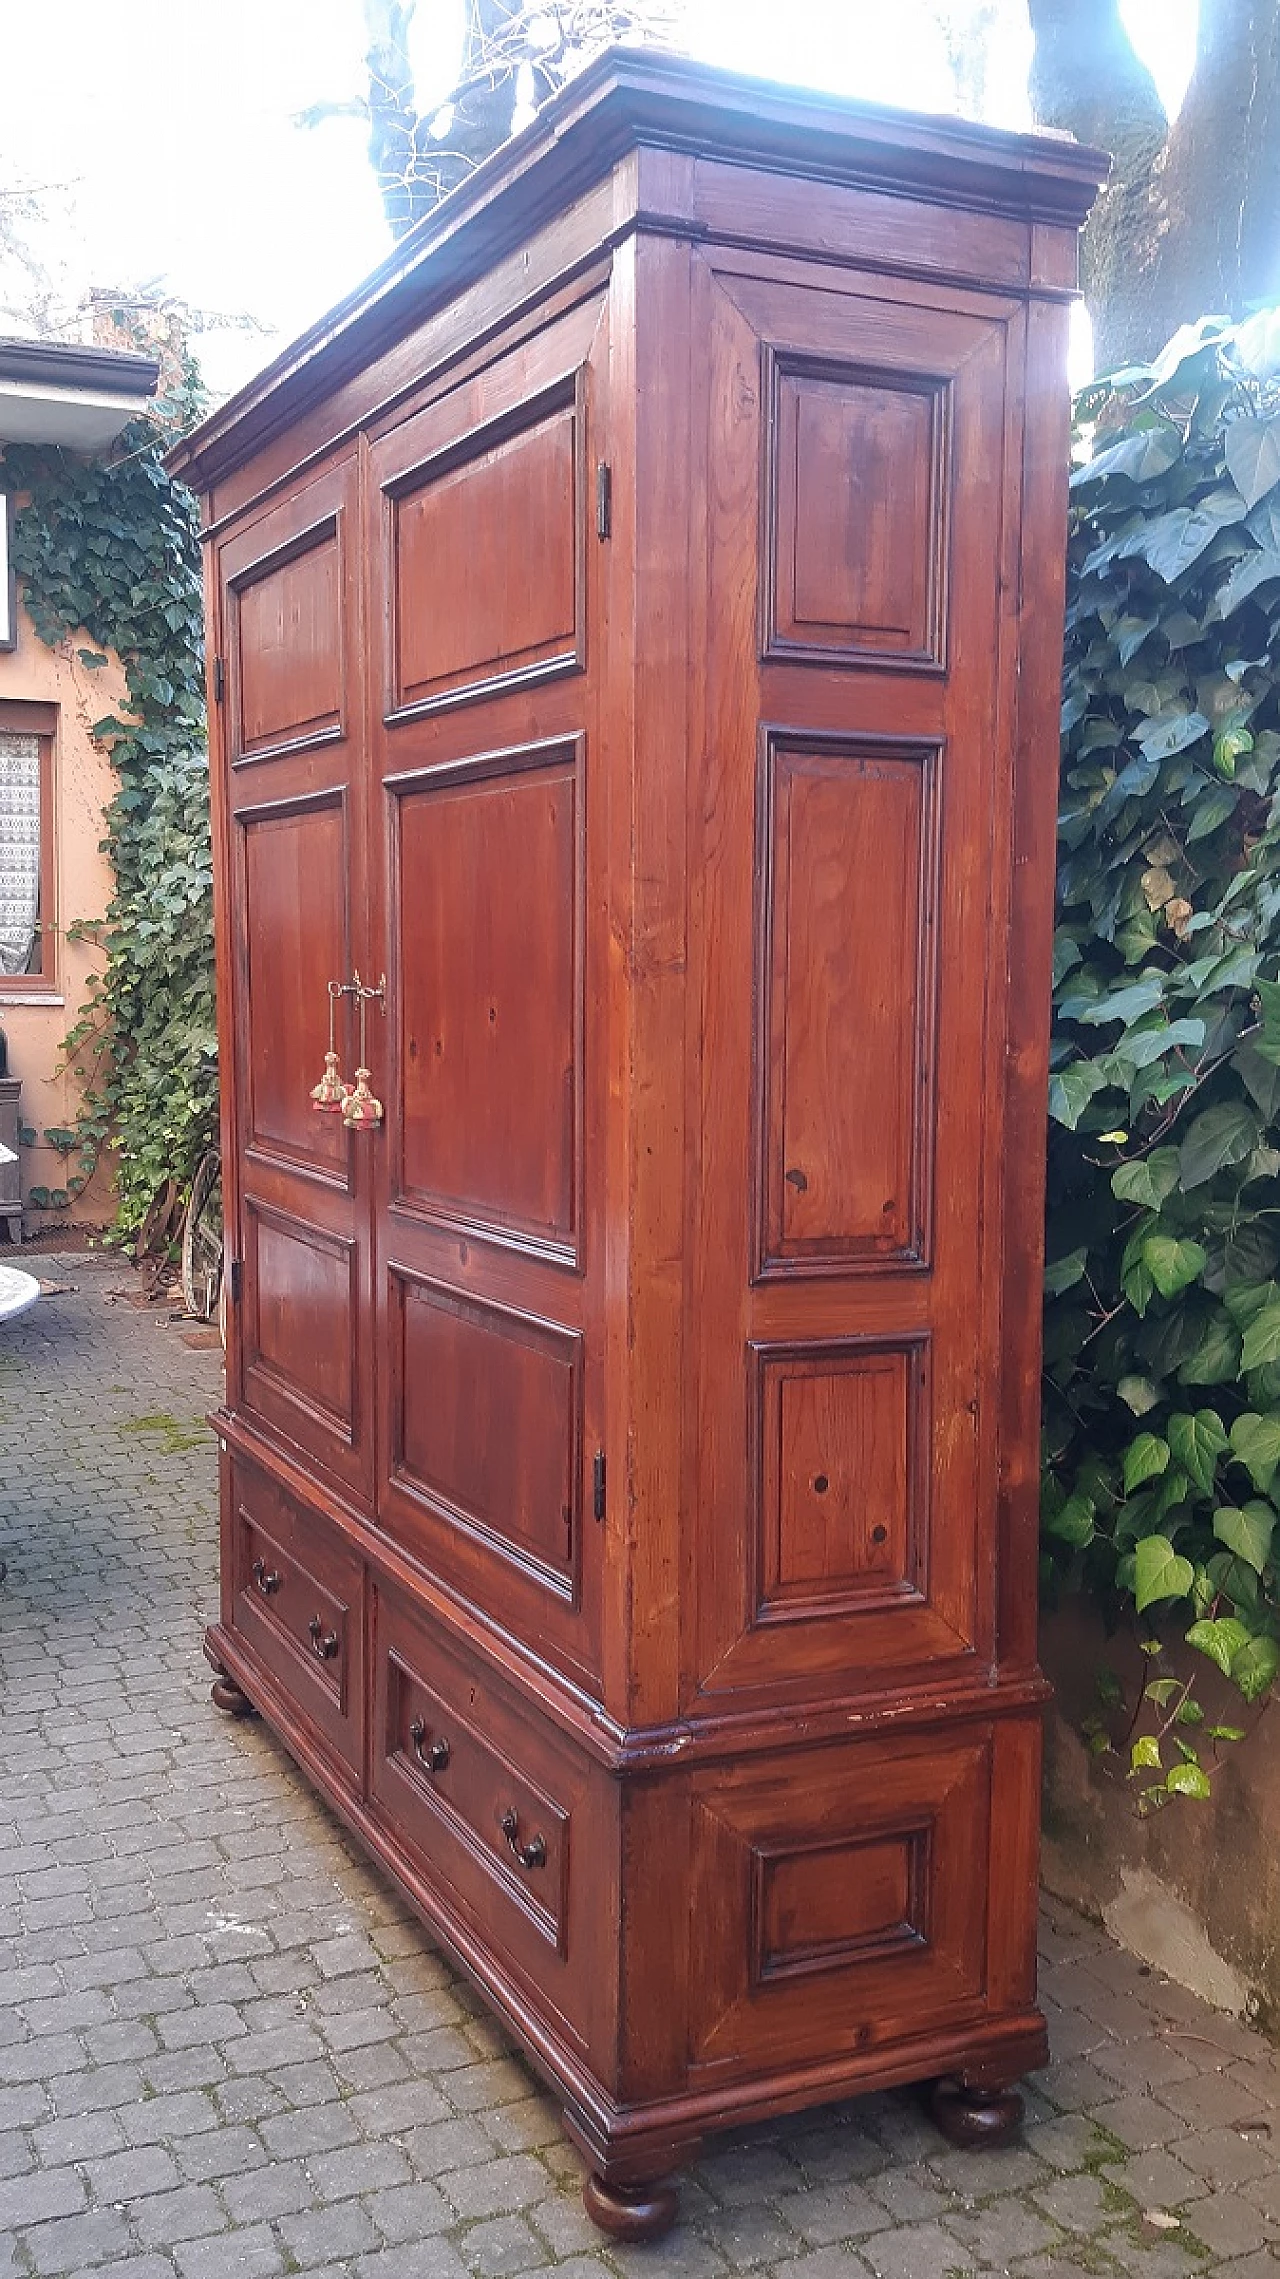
[172, 51, 1103, 2239]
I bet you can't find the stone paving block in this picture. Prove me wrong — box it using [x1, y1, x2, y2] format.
[130, 2181, 230, 2246]
[18, 2206, 135, 2274]
[860, 2220, 975, 2278]
[364, 2175, 455, 2240]
[173, 2220, 286, 2278]
[277, 2195, 383, 2266]
[0, 2159, 88, 2227]
[84, 2141, 184, 2199]
[457, 2210, 551, 2274]
[776, 2180, 890, 2245]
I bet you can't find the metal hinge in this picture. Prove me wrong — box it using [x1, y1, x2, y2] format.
[228, 1257, 242, 1304]
[592, 1449, 606, 1522]
[213, 655, 225, 703]
[595, 463, 612, 541]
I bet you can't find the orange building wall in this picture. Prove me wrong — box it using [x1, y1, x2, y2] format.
[0, 585, 120, 1229]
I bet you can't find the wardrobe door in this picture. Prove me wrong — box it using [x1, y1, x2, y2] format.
[365, 293, 611, 1695]
[684, 252, 1025, 1708]
[215, 455, 376, 1507]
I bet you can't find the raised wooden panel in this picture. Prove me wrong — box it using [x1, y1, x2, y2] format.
[755, 733, 940, 1277]
[390, 738, 583, 1261]
[689, 1731, 991, 2069]
[754, 1339, 925, 1623]
[386, 381, 583, 718]
[240, 793, 351, 1186]
[390, 1272, 582, 1599]
[243, 1200, 356, 1446]
[756, 1827, 926, 1980]
[765, 355, 950, 669]
[231, 515, 344, 759]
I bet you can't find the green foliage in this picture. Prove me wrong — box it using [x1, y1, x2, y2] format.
[2, 361, 215, 1234]
[1045, 315, 1280, 1803]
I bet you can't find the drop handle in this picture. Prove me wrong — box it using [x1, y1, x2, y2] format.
[307, 1615, 340, 1661]
[500, 1808, 547, 1870]
[409, 1717, 450, 1773]
[251, 1557, 281, 1596]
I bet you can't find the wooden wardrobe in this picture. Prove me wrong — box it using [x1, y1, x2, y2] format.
[173, 52, 1103, 2239]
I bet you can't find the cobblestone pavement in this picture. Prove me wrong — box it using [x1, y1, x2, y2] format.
[4, 1256, 1280, 2278]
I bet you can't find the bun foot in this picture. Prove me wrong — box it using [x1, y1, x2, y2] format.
[930, 2077, 1024, 2148]
[210, 1674, 256, 1718]
[583, 2173, 678, 2241]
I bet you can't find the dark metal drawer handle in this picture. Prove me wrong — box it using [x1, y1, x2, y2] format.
[409, 1717, 450, 1773]
[307, 1616, 340, 1661]
[251, 1557, 281, 1597]
[500, 1807, 546, 1870]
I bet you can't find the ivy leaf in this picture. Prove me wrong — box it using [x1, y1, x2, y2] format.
[1188, 1614, 1253, 1674]
[1165, 1761, 1212, 1799]
[1225, 412, 1280, 509]
[1111, 1148, 1182, 1209]
[1134, 1534, 1196, 1612]
[1211, 547, 1280, 621]
[1045, 1247, 1089, 1296]
[1178, 1312, 1243, 1385]
[1045, 1493, 1096, 1548]
[1078, 976, 1166, 1027]
[1141, 1235, 1207, 1300]
[1118, 1374, 1161, 1415]
[1124, 1434, 1171, 1494]
[1167, 1410, 1229, 1495]
[1231, 1633, 1280, 1702]
[1241, 1298, 1280, 1370]
[1213, 1502, 1276, 1573]
[1229, 1413, 1280, 1493]
[1134, 709, 1211, 762]
[1179, 1101, 1261, 1188]
[1073, 426, 1181, 488]
[1130, 1734, 1164, 1772]
[1048, 1062, 1107, 1129]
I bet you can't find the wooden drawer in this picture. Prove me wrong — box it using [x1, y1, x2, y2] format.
[370, 1581, 614, 2054]
[228, 1456, 363, 1775]
[686, 1724, 994, 2074]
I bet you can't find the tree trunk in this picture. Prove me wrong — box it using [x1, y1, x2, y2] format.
[1028, 0, 1280, 372]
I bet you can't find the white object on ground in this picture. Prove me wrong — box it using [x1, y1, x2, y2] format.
[0, 1265, 39, 1323]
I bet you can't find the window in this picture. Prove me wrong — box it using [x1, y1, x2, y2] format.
[0, 702, 56, 991]
[0, 496, 14, 653]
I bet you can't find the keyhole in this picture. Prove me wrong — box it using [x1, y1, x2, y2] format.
[813, 1474, 829, 1495]
[872, 1524, 888, 1544]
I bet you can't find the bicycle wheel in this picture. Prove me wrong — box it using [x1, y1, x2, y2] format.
[181, 1149, 224, 1321]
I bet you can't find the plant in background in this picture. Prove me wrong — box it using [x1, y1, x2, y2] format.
[1044, 312, 1280, 1808]
[2, 354, 216, 1236]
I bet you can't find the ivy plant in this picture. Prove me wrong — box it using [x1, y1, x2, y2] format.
[1044, 314, 1280, 1807]
[2, 359, 216, 1235]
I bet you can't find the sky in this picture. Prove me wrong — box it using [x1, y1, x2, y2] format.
[0, 0, 1198, 400]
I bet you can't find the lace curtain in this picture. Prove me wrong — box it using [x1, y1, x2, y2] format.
[0, 732, 41, 977]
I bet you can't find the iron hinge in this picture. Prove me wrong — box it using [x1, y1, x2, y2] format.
[229, 1257, 242, 1304]
[213, 655, 226, 703]
[592, 1449, 606, 1522]
[595, 462, 612, 541]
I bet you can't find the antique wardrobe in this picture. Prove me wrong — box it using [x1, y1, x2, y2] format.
[172, 53, 1103, 2238]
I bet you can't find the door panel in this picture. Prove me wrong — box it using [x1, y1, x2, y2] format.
[688, 255, 1019, 1704]
[218, 457, 375, 1506]
[368, 297, 609, 1693]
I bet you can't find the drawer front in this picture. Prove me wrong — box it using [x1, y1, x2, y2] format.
[370, 1582, 613, 2053]
[687, 1725, 994, 2073]
[229, 1456, 363, 1773]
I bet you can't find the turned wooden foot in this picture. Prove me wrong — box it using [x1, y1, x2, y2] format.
[930, 2076, 1024, 2148]
[583, 2173, 678, 2241]
[210, 1673, 257, 1718]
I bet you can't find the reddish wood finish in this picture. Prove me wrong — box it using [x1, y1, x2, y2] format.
[180, 50, 1102, 2235]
